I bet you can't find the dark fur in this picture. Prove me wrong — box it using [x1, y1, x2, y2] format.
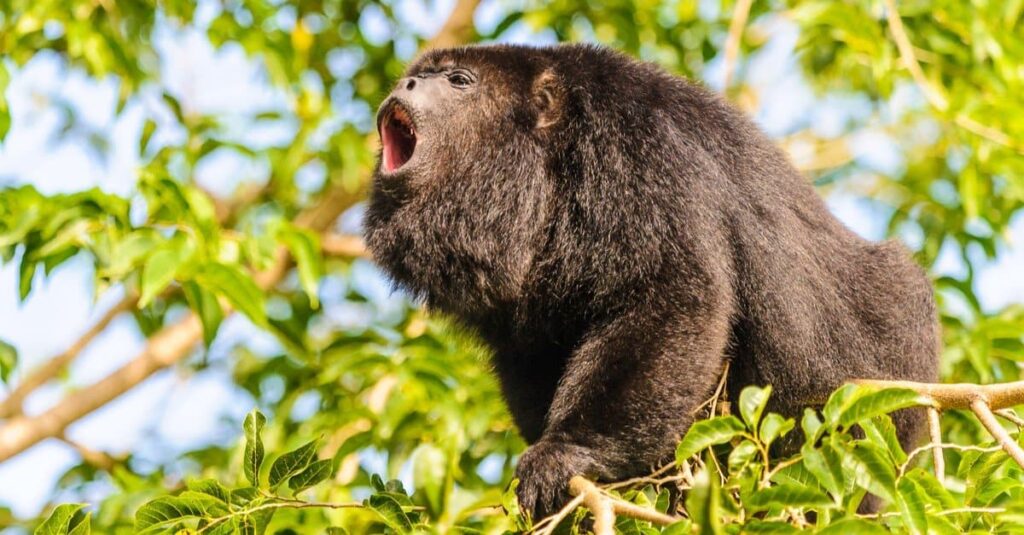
[364, 44, 940, 518]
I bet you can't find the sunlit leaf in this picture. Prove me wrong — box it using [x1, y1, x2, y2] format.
[243, 409, 266, 487]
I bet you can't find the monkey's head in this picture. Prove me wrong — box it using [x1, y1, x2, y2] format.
[364, 44, 677, 318]
[364, 45, 571, 315]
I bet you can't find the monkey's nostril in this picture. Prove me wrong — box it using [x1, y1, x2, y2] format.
[405, 78, 416, 91]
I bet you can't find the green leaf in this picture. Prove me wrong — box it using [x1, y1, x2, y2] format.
[35, 503, 89, 535]
[837, 387, 925, 428]
[759, 413, 794, 447]
[365, 494, 412, 534]
[502, 479, 530, 531]
[727, 440, 759, 473]
[0, 338, 17, 384]
[139, 235, 194, 307]
[134, 493, 227, 534]
[19, 252, 37, 301]
[685, 460, 724, 535]
[274, 222, 322, 308]
[186, 479, 230, 504]
[895, 477, 928, 535]
[139, 118, 157, 155]
[675, 416, 746, 463]
[412, 443, 448, 515]
[822, 384, 859, 427]
[801, 408, 824, 443]
[739, 385, 772, 431]
[268, 438, 319, 489]
[243, 409, 266, 487]
[195, 262, 267, 326]
[748, 482, 832, 511]
[289, 459, 332, 492]
[814, 518, 890, 534]
[740, 520, 801, 533]
[102, 231, 159, 278]
[801, 443, 843, 498]
[849, 442, 897, 502]
[182, 281, 224, 347]
[859, 415, 907, 464]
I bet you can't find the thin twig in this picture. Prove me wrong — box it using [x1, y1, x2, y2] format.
[882, 0, 948, 110]
[927, 407, 944, 484]
[199, 499, 363, 534]
[996, 408, 1024, 428]
[899, 442, 1001, 478]
[530, 494, 585, 535]
[971, 399, 1024, 470]
[722, 0, 754, 90]
[882, 0, 1024, 154]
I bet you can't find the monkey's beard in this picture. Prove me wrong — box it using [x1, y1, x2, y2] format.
[364, 136, 553, 319]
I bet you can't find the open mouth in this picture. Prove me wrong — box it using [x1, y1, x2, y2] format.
[379, 102, 417, 173]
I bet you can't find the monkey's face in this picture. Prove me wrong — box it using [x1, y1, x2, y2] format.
[376, 68, 477, 176]
[365, 46, 560, 312]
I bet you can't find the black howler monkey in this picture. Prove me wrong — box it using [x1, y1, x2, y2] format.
[363, 44, 940, 519]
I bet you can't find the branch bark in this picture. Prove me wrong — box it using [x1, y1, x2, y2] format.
[0, 295, 137, 419]
[722, 0, 753, 90]
[856, 378, 1024, 471]
[566, 476, 679, 535]
[321, 234, 367, 258]
[854, 379, 1024, 411]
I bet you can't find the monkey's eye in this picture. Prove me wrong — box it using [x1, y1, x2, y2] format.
[447, 71, 473, 88]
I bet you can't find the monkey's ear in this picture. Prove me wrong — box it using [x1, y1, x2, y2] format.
[532, 69, 563, 129]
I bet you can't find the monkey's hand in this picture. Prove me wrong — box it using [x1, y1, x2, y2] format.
[515, 439, 601, 522]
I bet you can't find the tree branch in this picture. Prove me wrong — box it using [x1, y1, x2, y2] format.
[854, 379, 1024, 411]
[424, 0, 479, 50]
[0, 295, 137, 419]
[855, 378, 1024, 471]
[971, 399, 1024, 470]
[722, 0, 753, 90]
[321, 234, 368, 258]
[566, 476, 679, 535]
[882, 0, 1024, 154]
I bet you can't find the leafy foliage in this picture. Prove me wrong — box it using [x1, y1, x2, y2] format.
[2, 0, 1024, 533]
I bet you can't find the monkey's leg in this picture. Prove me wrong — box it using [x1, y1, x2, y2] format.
[514, 302, 732, 520]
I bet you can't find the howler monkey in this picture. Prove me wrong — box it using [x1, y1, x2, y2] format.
[363, 44, 940, 519]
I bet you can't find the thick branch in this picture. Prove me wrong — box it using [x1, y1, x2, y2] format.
[0, 295, 137, 419]
[855, 378, 1024, 471]
[321, 234, 368, 258]
[854, 379, 1024, 411]
[424, 0, 479, 49]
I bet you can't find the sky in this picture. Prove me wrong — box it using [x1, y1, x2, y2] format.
[1, 0, 1023, 524]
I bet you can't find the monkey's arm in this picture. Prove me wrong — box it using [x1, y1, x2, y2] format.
[515, 286, 733, 518]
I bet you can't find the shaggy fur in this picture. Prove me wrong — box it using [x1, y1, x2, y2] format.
[363, 44, 940, 518]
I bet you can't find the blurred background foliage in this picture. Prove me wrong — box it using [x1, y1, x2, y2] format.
[0, 0, 1022, 533]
